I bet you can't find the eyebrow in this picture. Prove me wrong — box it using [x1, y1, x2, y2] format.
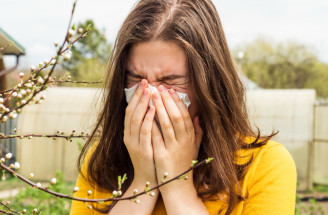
[126, 70, 144, 79]
[126, 70, 186, 80]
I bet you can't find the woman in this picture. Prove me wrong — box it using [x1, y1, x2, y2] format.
[70, 0, 297, 214]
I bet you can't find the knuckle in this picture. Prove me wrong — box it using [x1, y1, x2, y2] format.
[163, 123, 172, 130]
[155, 153, 166, 162]
[171, 114, 182, 122]
[143, 152, 153, 160]
[181, 111, 189, 119]
[140, 127, 149, 136]
[180, 110, 190, 119]
[153, 135, 163, 143]
[145, 110, 153, 119]
[131, 116, 139, 126]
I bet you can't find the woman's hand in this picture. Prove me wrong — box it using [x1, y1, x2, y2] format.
[123, 79, 158, 186]
[111, 80, 159, 215]
[151, 85, 203, 194]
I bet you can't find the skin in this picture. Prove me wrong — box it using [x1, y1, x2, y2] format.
[110, 41, 209, 215]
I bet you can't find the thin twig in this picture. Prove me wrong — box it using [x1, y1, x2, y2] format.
[0, 32, 87, 120]
[49, 80, 103, 84]
[0, 158, 211, 203]
[0, 0, 83, 121]
[0, 209, 18, 215]
[0, 133, 91, 140]
[0, 202, 19, 215]
[0, 79, 102, 95]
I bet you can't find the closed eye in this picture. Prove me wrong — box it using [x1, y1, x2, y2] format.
[125, 69, 189, 89]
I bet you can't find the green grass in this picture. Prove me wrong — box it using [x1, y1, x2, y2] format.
[0, 171, 76, 215]
[0, 176, 28, 191]
[314, 184, 328, 193]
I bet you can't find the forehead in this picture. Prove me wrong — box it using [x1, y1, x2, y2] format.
[126, 40, 188, 77]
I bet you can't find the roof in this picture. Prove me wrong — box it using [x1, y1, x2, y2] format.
[235, 62, 261, 90]
[0, 27, 25, 56]
[240, 75, 261, 90]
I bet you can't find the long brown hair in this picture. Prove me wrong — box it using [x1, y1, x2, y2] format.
[78, 0, 277, 214]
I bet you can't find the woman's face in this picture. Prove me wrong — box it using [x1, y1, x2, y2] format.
[126, 40, 199, 119]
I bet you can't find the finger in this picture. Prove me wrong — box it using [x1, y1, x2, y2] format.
[124, 79, 148, 135]
[152, 90, 176, 143]
[193, 116, 203, 151]
[168, 88, 194, 135]
[140, 106, 156, 153]
[158, 85, 186, 141]
[151, 119, 166, 156]
[131, 88, 151, 139]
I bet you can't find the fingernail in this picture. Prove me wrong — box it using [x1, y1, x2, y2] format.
[169, 89, 175, 94]
[140, 79, 146, 86]
[143, 88, 148, 96]
[153, 91, 160, 99]
[158, 85, 164, 92]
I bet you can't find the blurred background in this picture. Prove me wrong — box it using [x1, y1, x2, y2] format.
[0, 0, 327, 214]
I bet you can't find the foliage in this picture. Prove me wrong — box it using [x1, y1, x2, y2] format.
[314, 184, 328, 193]
[66, 58, 105, 87]
[295, 183, 328, 215]
[233, 37, 328, 98]
[2, 171, 75, 215]
[61, 19, 111, 80]
[0, 174, 26, 191]
[295, 195, 325, 215]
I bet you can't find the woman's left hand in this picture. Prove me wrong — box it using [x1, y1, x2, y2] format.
[151, 85, 203, 194]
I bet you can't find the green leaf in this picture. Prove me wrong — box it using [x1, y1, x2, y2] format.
[179, 174, 185, 179]
[191, 160, 198, 167]
[206, 157, 214, 163]
[145, 187, 151, 193]
[86, 24, 92, 31]
[118, 176, 122, 190]
[122, 173, 127, 183]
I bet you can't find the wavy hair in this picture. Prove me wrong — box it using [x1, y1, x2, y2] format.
[78, 0, 277, 214]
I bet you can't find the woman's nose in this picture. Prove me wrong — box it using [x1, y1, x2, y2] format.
[144, 79, 160, 88]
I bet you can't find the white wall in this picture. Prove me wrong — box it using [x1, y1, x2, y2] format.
[17, 87, 102, 181]
[246, 89, 316, 190]
[313, 105, 328, 185]
[17, 87, 325, 191]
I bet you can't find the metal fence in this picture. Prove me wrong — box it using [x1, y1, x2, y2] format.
[0, 116, 18, 162]
[312, 101, 328, 187]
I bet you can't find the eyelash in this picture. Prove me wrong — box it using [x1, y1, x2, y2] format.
[126, 79, 188, 89]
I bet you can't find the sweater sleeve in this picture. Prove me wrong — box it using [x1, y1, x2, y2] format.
[69, 145, 97, 215]
[241, 144, 297, 215]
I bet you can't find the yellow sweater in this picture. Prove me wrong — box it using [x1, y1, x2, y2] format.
[69, 139, 297, 215]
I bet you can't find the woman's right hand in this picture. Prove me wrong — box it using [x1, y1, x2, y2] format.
[123, 79, 158, 185]
[111, 80, 159, 215]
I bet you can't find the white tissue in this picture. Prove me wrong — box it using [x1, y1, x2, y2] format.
[124, 84, 191, 134]
[124, 84, 191, 107]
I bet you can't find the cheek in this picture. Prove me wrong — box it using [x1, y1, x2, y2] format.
[126, 83, 138, 88]
[188, 99, 199, 120]
[186, 91, 199, 120]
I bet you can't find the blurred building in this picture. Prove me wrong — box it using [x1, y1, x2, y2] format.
[0, 27, 25, 91]
[0, 27, 25, 163]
